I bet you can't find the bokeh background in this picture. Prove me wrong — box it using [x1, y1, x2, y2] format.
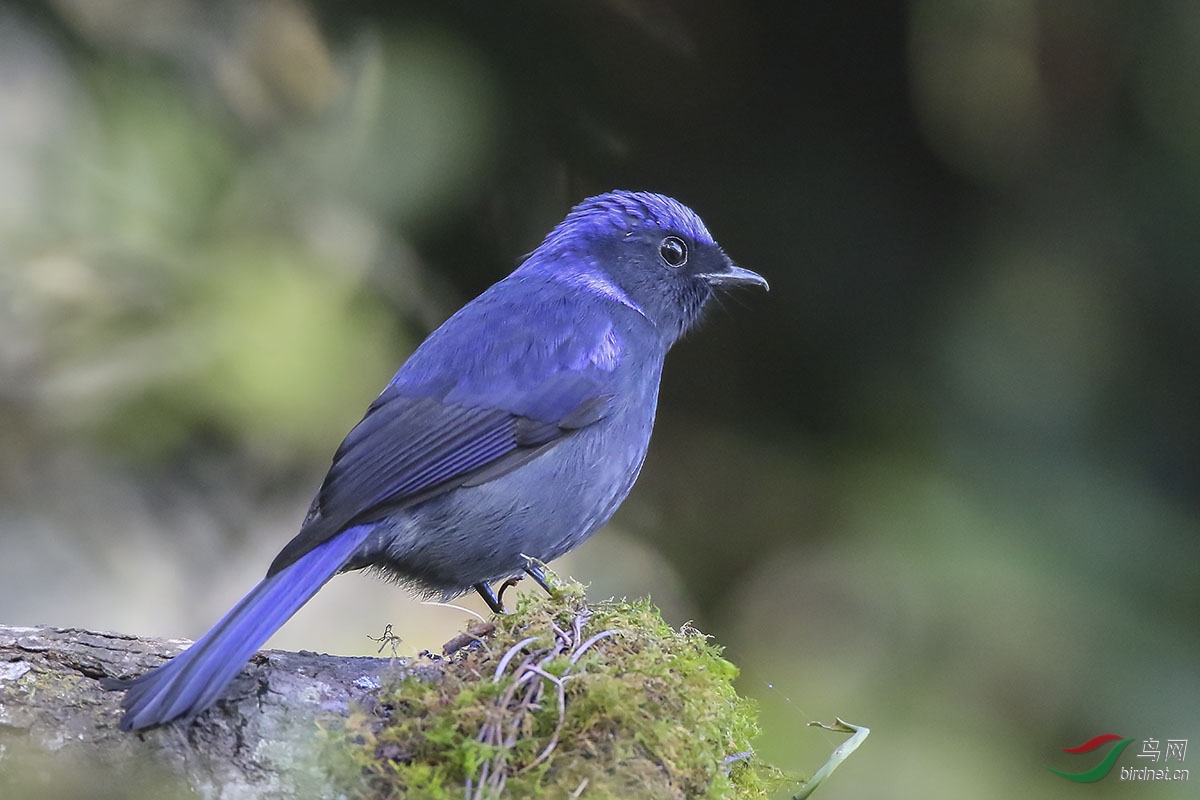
[2, 1, 1198, 797]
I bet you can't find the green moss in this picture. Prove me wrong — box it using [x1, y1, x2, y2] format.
[337, 579, 793, 799]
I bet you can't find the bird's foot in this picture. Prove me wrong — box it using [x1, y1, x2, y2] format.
[473, 582, 506, 614]
[520, 555, 554, 595]
[474, 557, 557, 615]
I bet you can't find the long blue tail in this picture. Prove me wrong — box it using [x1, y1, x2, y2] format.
[107, 525, 373, 731]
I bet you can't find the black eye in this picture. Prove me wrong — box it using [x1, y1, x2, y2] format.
[659, 236, 688, 268]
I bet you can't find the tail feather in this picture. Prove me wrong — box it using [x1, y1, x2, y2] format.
[106, 525, 372, 731]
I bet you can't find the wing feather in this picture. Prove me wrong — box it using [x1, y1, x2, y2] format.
[267, 278, 631, 576]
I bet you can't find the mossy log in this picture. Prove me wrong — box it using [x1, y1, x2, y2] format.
[0, 624, 426, 798]
[0, 590, 783, 799]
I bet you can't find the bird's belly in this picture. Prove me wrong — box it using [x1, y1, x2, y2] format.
[359, 416, 652, 596]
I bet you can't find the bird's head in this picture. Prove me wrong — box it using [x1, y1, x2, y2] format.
[520, 190, 768, 346]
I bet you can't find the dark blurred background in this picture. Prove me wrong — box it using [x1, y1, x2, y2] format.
[1, 1, 1197, 797]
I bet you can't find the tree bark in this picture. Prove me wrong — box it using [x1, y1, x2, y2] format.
[0, 624, 434, 798]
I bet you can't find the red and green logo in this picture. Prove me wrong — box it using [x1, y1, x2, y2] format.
[1046, 734, 1135, 782]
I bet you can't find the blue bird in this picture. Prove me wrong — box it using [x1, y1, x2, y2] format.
[104, 190, 768, 730]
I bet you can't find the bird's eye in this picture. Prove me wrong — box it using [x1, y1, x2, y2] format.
[659, 236, 688, 268]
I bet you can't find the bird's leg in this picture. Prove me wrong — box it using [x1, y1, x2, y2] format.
[473, 582, 505, 614]
[523, 561, 553, 596]
[476, 560, 554, 614]
[494, 575, 523, 609]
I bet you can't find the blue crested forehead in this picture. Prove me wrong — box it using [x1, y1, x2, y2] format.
[550, 190, 716, 248]
[514, 191, 719, 317]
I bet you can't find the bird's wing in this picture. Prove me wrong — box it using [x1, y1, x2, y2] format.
[267, 280, 629, 576]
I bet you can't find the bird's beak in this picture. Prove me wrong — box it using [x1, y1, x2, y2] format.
[699, 264, 770, 291]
